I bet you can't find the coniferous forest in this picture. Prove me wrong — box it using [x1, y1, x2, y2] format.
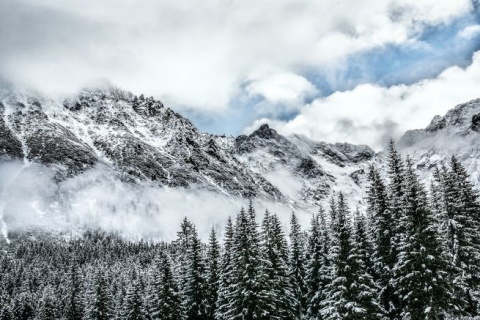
[1, 143, 480, 319]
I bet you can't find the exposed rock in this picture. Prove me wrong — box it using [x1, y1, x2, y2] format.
[426, 115, 446, 132]
[0, 86, 284, 201]
[297, 157, 325, 179]
[471, 113, 480, 132]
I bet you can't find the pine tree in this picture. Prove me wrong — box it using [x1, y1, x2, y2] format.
[38, 285, 56, 320]
[393, 158, 457, 319]
[11, 291, 35, 320]
[65, 265, 83, 320]
[216, 217, 235, 320]
[182, 226, 208, 320]
[151, 253, 181, 320]
[123, 276, 147, 320]
[262, 210, 296, 319]
[442, 156, 480, 315]
[229, 203, 271, 319]
[351, 209, 381, 318]
[83, 271, 113, 320]
[366, 141, 405, 318]
[320, 193, 360, 319]
[289, 212, 308, 318]
[206, 227, 220, 320]
[305, 207, 331, 320]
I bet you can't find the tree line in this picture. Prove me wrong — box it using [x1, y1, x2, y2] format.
[1, 142, 480, 319]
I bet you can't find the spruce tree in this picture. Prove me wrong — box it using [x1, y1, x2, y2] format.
[393, 158, 457, 319]
[83, 271, 113, 320]
[305, 212, 322, 319]
[305, 207, 331, 320]
[367, 141, 405, 318]
[174, 217, 195, 301]
[229, 203, 270, 319]
[321, 193, 360, 319]
[0, 305, 13, 320]
[65, 265, 83, 320]
[12, 291, 35, 320]
[216, 217, 235, 320]
[38, 285, 56, 320]
[182, 226, 208, 320]
[123, 277, 147, 320]
[289, 212, 308, 318]
[206, 227, 220, 320]
[351, 209, 381, 318]
[151, 253, 181, 320]
[261, 210, 296, 319]
[442, 156, 480, 315]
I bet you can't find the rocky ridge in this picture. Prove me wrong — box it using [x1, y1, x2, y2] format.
[398, 98, 480, 185]
[0, 85, 379, 210]
[2, 84, 479, 212]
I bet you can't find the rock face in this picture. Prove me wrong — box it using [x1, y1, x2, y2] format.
[0, 85, 378, 209]
[234, 125, 375, 208]
[4, 85, 478, 211]
[0, 86, 283, 200]
[398, 98, 480, 185]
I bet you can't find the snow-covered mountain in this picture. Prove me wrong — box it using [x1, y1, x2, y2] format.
[0, 85, 377, 212]
[1, 84, 479, 220]
[398, 98, 480, 186]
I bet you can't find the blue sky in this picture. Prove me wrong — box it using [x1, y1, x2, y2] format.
[2, 0, 480, 148]
[190, 4, 480, 137]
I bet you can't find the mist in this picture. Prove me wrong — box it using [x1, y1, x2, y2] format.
[0, 162, 312, 243]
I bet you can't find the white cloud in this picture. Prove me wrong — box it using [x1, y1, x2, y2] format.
[0, 0, 473, 113]
[246, 73, 317, 110]
[459, 24, 480, 39]
[0, 162, 310, 242]
[247, 50, 480, 150]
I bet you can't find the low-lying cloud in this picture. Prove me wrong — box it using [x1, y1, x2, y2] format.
[248, 50, 480, 150]
[0, 162, 311, 242]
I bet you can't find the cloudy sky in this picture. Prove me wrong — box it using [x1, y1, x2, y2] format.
[1, 0, 480, 149]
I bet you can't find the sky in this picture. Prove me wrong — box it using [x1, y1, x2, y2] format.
[1, 0, 480, 150]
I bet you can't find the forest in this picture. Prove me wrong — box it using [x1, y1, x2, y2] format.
[1, 143, 480, 319]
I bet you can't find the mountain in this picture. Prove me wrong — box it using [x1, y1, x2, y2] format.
[1, 84, 479, 219]
[398, 98, 480, 186]
[0, 85, 376, 212]
[234, 124, 375, 208]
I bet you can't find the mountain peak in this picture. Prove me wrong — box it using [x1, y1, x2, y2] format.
[400, 98, 480, 147]
[251, 123, 278, 139]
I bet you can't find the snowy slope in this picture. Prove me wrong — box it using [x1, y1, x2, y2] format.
[1, 84, 480, 220]
[398, 98, 480, 186]
[0, 85, 283, 201]
[233, 125, 375, 209]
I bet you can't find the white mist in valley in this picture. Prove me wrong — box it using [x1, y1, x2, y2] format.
[0, 162, 312, 242]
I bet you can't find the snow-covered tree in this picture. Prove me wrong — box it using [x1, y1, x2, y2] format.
[182, 226, 208, 320]
[37, 286, 56, 320]
[441, 156, 480, 315]
[321, 193, 362, 319]
[261, 210, 296, 319]
[229, 203, 271, 319]
[83, 271, 113, 320]
[65, 265, 84, 320]
[216, 217, 235, 320]
[351, 209, 381, 318]
[150, 253, 181, 320]
[305, 207, 331, 320]
[289, 212, 308, 318]
[123, 276, 147, 320]
[393, 159, 456, 319]
[206, 227, 220, 320]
